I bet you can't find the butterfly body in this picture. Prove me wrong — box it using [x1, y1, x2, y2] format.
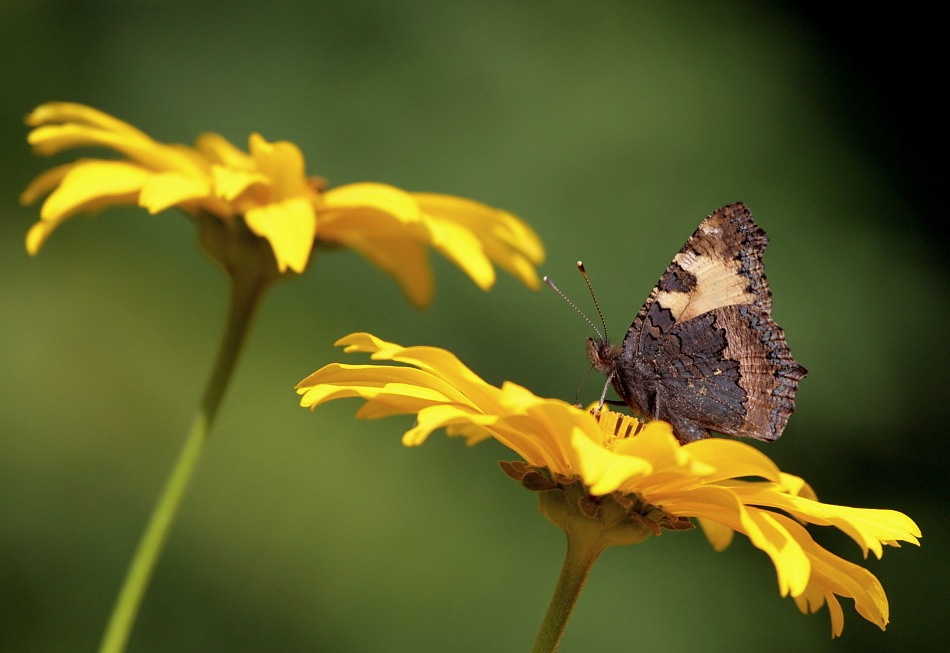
[588, 202, 806, 444]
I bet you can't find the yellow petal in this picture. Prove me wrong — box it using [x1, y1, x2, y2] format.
[444, 422, 496, 446]
[614, 422, 715, 493]
[26, 191, 140, 254]
[731, 487, 921, 557]
[653, 486, 809, 596]
[24, 102, 210, 179]
[491, 399, 579, 472]
[422, 213, 495, 290]
[340, 337, 509, 417]
[20, 162, 81, 206]
[298, 376, 452, 413]
[194, 132, 255, 170]
[334, 332, 402, 354]
[247, 133, 309, 199]
[353, 400, 433, 420]
[314, 204, 435, 306]
[296, 362, 476, 411]
[27, 123, 206, 179]
[37, 160, 149, 222]
[825, 593, 845, 638]
[778, 472, 818, 501]
[697, 517, 735, 551]
[244, 197, 317, 273]
[168, 143, 213, 173]
[317, 206, 428, 240]
[139, 172, 211, 213]
[613, 420, 681, 462]
[794, 584, 846, 637]
[25, 124, 131, 158]
[612, 420, 679, 458]
[211, 164, 271, 201]
[747, 508, 811, 597]
[316, 185, 545, 300]
[25, 221, 54, 255]
[497, 380, 552, 411]
[494, 251, 543, 290]
[412, 192, 545, 263]
[26, 102, 151, 137]
[323, 182, 421, 224]
[413, 192, 544, 287]
[345, 236, 434, 308]
[572, 426, 654, 495]
[402, 404, 498, 446]
[684, 438, 783, 484]
[296, 361, 446, 394]
[366, 342, 502, 396]
[774, 513, 888, 633]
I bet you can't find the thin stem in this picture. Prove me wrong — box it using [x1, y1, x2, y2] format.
[531, 532, 606, 653]
[98, 273, 269, 653]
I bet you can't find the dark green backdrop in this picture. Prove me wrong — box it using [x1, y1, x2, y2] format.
[1, 1, 944, 651]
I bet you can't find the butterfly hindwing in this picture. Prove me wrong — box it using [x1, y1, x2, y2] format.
[609, 202, 806, 443]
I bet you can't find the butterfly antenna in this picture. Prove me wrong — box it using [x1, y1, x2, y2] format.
[576, 261, 609, 343]
[543, 274, 604, 342]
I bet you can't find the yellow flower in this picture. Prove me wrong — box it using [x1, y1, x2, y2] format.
[296, 333, 921, 637]
[20, 102, 544, 305]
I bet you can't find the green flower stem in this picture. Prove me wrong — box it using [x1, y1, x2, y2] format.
[531, 532, 607, 653]
[98, 271, 270, 653]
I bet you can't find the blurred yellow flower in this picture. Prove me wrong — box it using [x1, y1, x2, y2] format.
[297, 333, 921, 637]
[21, 102, 544, 305]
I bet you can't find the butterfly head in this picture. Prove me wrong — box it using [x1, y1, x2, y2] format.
[586, 336, 620, 378]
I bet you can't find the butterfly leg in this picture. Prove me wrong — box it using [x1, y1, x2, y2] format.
[593, 377, 613, 414]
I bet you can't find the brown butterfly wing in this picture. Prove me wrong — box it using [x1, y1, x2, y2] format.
[616, 203, 807, 442]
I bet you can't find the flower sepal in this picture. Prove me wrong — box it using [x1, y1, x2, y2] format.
[501, 461, 691, 548]
[195, 209, 290, 287]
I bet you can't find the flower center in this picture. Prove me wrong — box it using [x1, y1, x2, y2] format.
[593, 409, 644, 450]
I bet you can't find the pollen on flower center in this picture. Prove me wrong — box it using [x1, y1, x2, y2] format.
[593, 409, 645, 450]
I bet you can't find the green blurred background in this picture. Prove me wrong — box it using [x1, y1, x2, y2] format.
[1, 1, 944, 651]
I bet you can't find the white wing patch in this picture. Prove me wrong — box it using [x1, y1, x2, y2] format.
[655, 250, 757, 322]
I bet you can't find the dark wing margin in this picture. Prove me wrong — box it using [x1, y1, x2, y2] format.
[715, 304, 807, 440]
[655, 305, 806, 441]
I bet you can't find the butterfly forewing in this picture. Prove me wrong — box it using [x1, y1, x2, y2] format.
[609, 202, 806, 443]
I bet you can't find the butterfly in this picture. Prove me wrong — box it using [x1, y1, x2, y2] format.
[586, 202, 807, 443]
